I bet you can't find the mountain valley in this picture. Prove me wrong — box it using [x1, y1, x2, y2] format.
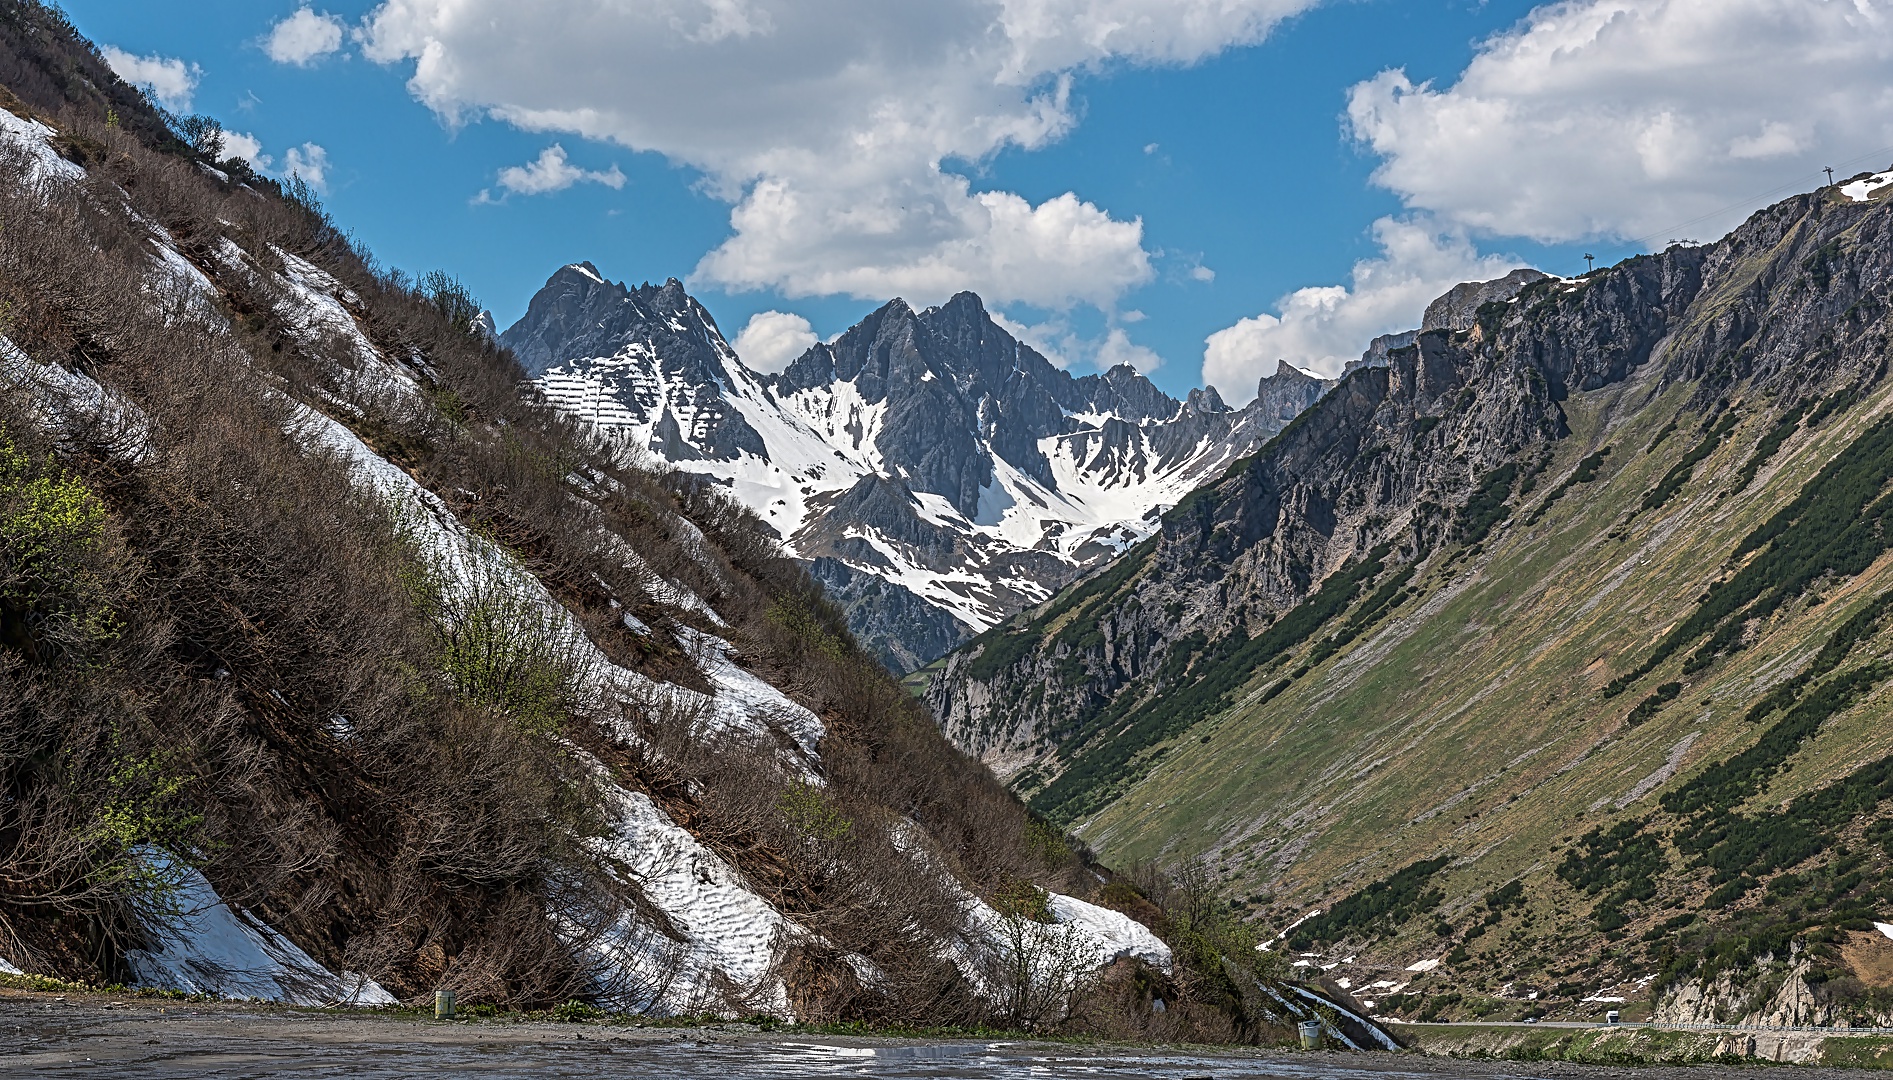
[8, 0, 1893, 1051]
[929, 172, 1893, 1025]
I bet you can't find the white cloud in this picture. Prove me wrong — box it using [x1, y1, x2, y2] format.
[493, 145, 626, 197]
[100, 46, 199, 112]
[359, 0, 1317, 310]
[282, 143, 331, 192]
[1095, 326, 1163, 373]
[222, 131, 269, 168]
[1347, 0, 1893, 244]
[1190, 264, 1216, 283]
[1203, 216, 1520, 391]
[991, 311, 1163, 374]
[731, 310, 819, 373]
[266, 7, 346, 66]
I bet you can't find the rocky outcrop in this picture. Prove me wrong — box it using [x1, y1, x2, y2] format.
[1422, 268, 1550, 332]
[809, 557, 974, 672]
[1251, 360, 1334, 426]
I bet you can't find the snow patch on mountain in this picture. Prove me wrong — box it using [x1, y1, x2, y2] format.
[1842, 169, 1893, 203]
[127, 850, 395, 1006]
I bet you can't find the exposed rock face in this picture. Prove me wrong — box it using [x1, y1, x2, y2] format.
[503, 278, 1335, 671]
[1345, 329, 1418, 375]
[1251, 360, 1332, 426]
[929, 189, 1889, 827]
[500, 265, 767, 462]
[809, 557, 974, 673]
[1421, 268, 1551, 332]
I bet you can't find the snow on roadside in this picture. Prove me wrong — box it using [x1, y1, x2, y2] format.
[1045, 892, 1172, 973]
[127, 850, 393, 1006]
[0, 956, 22, 976]
[580, 776, 801, 1017]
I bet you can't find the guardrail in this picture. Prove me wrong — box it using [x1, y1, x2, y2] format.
[1641, 1021, 1893, 1036]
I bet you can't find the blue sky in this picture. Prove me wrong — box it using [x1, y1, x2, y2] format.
[67, 0, 1893, 400]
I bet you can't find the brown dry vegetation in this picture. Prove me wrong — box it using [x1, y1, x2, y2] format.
[0, 0, 1103, 1024]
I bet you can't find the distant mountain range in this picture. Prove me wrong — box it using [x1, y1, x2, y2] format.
[501, 266, 1336, 669]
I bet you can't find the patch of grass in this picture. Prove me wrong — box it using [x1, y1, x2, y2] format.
[1822, 1036, 1893, 1069]
[1030, 546, 1397, 824]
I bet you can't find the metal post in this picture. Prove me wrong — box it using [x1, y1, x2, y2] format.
[435, 988, 456, 1020]
[1825, 167, 1835, 186]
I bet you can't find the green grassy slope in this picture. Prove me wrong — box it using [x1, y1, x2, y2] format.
[928, 181, 1893, 1022]
[1079, 355, 1893, 1018]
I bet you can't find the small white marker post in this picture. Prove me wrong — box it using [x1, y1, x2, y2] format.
[435, 988, 456, 1020]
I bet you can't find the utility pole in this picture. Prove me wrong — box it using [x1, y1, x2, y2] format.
[1825, 166, 1835, 186]
[1583, 253, 1595, 274]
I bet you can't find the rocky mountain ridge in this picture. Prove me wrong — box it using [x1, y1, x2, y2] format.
[502, 268, 1337, 670]
[925, 168, 1893, 1026]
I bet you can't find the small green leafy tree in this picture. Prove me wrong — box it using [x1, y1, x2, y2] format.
[84, 735, 203, 915]
[778, 782, 852, 844]
[402, 547, 594, 734]
[983, 876, 1098, 1030]
[0, 430, 120, 661]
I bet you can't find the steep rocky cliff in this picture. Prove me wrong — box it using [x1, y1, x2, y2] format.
[929, 172, 1893, 1023]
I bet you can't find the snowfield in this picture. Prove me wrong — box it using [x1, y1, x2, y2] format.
[1841, 170, 1893, 203]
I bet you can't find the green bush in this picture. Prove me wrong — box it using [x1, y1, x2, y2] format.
[407, 558, 592, 734]
[778, 782, 852, 844]
[0, 430, 119, 659]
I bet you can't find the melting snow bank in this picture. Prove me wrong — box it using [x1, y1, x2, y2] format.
[1044, 893, 1172, 972]
[0, 106, 86, 186]
[0, 955, 22, 976]
[578, 777, 804, 1017]
[0, 335, 152, 465]
[287, 403, 824, 771]
[127, 851, 393, 1005]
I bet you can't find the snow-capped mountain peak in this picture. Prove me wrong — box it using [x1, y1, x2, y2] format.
[502, 268, 1334, 670]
